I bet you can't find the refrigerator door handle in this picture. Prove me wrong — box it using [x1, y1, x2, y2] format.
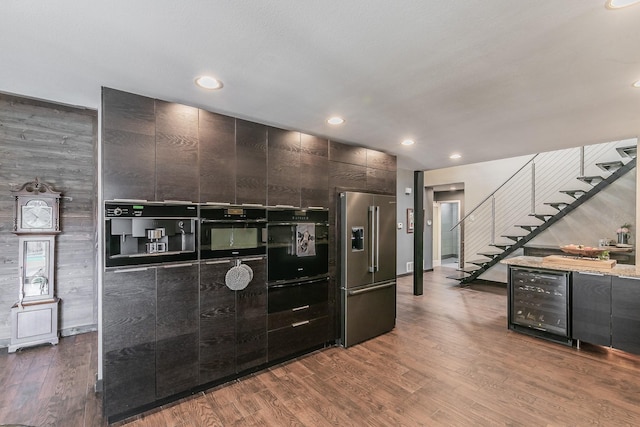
[368, 206, 375, 272]
[375, 205, 380, 272]
[347, 281, 395, 296]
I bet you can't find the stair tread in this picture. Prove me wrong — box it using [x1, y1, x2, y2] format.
[559, 189, 586, 196]
[616, 145, 637, 158]
[577, 175, 604, 185]
[460, 265, 482, 273]
[478, 251, 504, 257]
[467, 258, 491, 265]
[446, 271, 471, 280]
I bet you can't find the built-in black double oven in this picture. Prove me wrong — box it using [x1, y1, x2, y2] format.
[266, 207, 330, 360]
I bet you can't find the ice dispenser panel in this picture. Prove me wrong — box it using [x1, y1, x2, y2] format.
[351, 227, 364, 251]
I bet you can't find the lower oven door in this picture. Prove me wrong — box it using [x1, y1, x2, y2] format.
[267, 222, 328, 282]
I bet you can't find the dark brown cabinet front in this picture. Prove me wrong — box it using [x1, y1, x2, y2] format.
[103, 267, 157, 419]
[267, 127, 301, 207]
[156, 263, 199, 398]
[102, 87, 156, 201]
[267, 278, 329, 361]
[155, 101, 199, 202]
[572, 272, 611, 346]
[199, 258, 267, 384]
[199, 110, 236, 203]
[236, 119, 267, 205]
[612, 276, 640, 354]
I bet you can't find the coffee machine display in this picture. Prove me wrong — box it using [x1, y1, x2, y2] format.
[105, 202, 198, 267]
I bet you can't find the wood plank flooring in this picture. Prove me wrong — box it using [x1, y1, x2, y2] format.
[3, 267, 640, 426]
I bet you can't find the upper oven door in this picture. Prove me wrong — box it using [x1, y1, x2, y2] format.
[199, 221, 267, 259]
[267, 221, 329, 283]
[199, 206, 267, 259]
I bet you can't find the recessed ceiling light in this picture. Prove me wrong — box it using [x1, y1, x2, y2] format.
[401, 139, 415, 146]
[450, 153, 461, 159]
[605, 0, 640, 9]
[633, 80, 640, 88]
[195, 76, 223, 90]
[327, 116, 344, 125]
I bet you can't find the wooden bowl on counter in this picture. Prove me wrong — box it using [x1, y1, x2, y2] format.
[559, 245, 606, 258]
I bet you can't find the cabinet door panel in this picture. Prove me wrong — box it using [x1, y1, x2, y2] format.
[268, 316, 328, 362]
[267, 127, 300, 207]
[102, 88, 156, 201]
[300, 134, 329, 208]
[572, 273, 611, 346]
[156, 264, 199, 397]
[103, 267, 156, 417]
[329, 141, 366, 166]
[236, 258, 267, 372]
[612, 276, 640, 354]
[155, 101, 199, 202]
[199, 261, 236, 383]
[236, 119, 267, 205]
[199, 110, 236, 203]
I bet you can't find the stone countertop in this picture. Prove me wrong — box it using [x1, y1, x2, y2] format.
[502, 256, 640, 278]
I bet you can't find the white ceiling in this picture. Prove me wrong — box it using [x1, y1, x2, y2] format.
[2, 1, 639, 171]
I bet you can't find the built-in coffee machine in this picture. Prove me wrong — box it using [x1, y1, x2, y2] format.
[104, 202, 198, 267]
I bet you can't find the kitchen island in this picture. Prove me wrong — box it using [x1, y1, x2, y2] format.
[502, 256, 640, 354]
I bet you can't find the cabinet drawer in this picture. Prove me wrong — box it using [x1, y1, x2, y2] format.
[267, 316, 328, 361]
[268, 301, 328, 331]
[268, 278, 328, 313]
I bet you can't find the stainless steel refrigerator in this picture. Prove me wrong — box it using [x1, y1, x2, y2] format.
[340, 191, 396, 347]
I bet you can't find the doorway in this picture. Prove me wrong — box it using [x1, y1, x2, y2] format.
[433, 200, 461, 269]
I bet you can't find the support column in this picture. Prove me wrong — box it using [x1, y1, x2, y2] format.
[413, 171, 424, 295]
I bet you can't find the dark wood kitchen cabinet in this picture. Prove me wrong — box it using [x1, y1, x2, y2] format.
[155, 101, 199, 202]
[267, 127, 301, 207]
[102, 87, 156, 201]
[102, 89, 200, 203]
[236, 257, 268, 372]
[199, 110, 236, 203]
[155, 263, 199, 398]
[612, 276, 640, 354]
[300, 133, 329, 208]
[103, 267, 157, 418]
[236, 119, 267, 205]
[199, 259, 236, 383]
[103, 263, 199, 418]
[199, 257, 267, 385]
[267, 278, 329, 361]
[572, 272, 611, 346]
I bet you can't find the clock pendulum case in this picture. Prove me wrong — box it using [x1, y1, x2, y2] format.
[9, 178, 62, 352]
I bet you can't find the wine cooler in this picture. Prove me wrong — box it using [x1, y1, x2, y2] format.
[508, 266, 572, 345]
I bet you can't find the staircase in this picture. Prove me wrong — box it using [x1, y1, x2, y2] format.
[449, 141, 637, 285]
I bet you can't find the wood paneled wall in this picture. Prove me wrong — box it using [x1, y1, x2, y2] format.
[0, 93, 97, 344]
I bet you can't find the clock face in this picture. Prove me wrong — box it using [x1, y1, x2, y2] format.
[21, 199, 53, 229]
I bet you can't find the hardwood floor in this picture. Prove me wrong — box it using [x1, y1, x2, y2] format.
[2, 267, 640, 426]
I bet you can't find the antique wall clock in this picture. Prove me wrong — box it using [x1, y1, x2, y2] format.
[9, 178, 62, 352]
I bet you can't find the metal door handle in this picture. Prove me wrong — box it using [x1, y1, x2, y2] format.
[347, 282, 395, 296]
[291, 320, 310, 327]
[292, 305, 310, 312]
[375, 206, 380, 272]
[112, 266, 151, 273]
[162, 263, 193, 269]
[369, 206, 375, 273]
